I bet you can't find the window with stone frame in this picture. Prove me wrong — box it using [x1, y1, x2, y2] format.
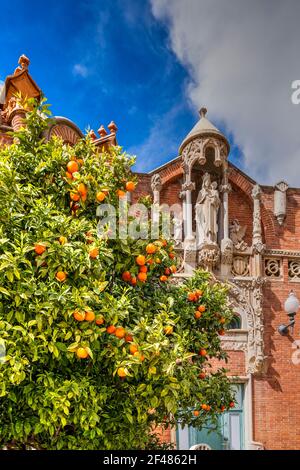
[288, 259, 300, 281]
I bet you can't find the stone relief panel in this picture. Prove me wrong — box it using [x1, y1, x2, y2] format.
[288, 259, 300, 281]
[264, 258, 282, 279]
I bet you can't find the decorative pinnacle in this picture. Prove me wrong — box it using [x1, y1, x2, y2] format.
[18, 54, 30, 70]
[98, 124, 107, 138]
[199, 107, 207, 118]
[108, 121, 118, 134]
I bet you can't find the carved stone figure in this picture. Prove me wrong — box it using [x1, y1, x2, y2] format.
[195, 173, 220, 245]
[229, 219, 248, 251]
[172, 213, 183, 245]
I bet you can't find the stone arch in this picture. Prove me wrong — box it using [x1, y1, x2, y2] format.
[45, 116, 84, 145]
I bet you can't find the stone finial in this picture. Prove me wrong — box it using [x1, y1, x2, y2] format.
[199, 107, 207, 118]
[108, 121, 118, 135]
[18, 54, 30, 70]
[274, 181, 289, 226]
[89, 130, 97, 141]
[98, 125, 107, 138]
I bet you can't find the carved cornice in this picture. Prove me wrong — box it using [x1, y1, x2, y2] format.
[265, 249, 300, 258]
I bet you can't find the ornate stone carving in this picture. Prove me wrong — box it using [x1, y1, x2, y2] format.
[288, 260, 300, 280]
[229, 278, 266, 375]
[182, 238, 197, 274]
[221, 340, 248, 352]
[181, 181, 195, 192]
[231, 255, 250, 277]
[274, 181, 288, 225]
[252, 184, 265, 255]
[151, 173, 162, 193]
[221, 238, 233, 265]
[264, 258, 281, 278]
[198, 243, 220, 270]
[265, 249, 300, 258]
[229, 219, 248, 251]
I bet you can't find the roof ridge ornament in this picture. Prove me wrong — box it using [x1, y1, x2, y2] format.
[199, 107, 207, 118]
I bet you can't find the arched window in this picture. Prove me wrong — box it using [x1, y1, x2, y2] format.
[228, 314, 242, 330]
[205, 146, 215, 160]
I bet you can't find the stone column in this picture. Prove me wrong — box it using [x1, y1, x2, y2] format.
[220, 170, 233, 276]
[251, 184, 265, 276]
[182, 179, 195, 241]
[151, 173, 162, 239]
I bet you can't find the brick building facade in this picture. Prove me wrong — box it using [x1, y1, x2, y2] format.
[1, 56, 300, 450]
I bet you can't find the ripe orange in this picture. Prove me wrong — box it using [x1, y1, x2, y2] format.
[198, 305, 206, 313]
[59, 236, 67, 245]
[96, 191, 106, 202]
[218, 329, 225, 336]
[194, 311, 202, 319]
[161, 239, 167, 247]
[56, 271, 67, 282]
[77, 183, 87, 196]
[137, 272, 147, 282]
[125, 334, 133, 343]
[34, 243, 46, 255]
[193, 410, 200, 417]
[147, 258, 154, 265]
[160, 275, 168, 282]
[96, 316, 105, 325]
[77, 159, 84, 167]
[76, 347, 88, 359]
[129, 344, 138, 354]
[106, 325, 116, 334]
[115, 327, 126, 339]
[122, 271, 132, 282]
[146, 243, 156, 254]
[195, 289, 203, 298]
[66, 171, 73, 179]
[170, 265, 177, 273]
[131, 277, 137, 286]
[169, 252, 175, 259]
[85, 310, 95, 322]
[139, 265, 148, 273]
[73, 311, 86, 322]
[164, 325, 173, 335]
[117, 367, 127, 378]
[70, 191, 80, 202]
[89, 248, 99, 259]
[117, 189, 126, 198]
[199, 349, 207, 357]
[165, 268, 171, 275]
[187, 292, 196, 302]
[67, 161, 79, 174]
[155, 257, 161, 264]
[220, 317, 226, 324]
[134, 351, 145, 361]
[125, 181, 136, 192]
[220, 405, 226, 412]
[229, 401, 235, 408]
[201, 404, 210, 411]
[136, 255, 146, 266]
[198, 372, 206, 379]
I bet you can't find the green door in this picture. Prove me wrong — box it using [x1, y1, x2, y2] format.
[177, 384, 244, 450]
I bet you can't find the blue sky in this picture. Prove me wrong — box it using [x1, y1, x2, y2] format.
[0, 0, 245, 175]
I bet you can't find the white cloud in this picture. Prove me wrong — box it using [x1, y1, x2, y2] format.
[151, 0, 300, 185]
[73, 63, 89, 78]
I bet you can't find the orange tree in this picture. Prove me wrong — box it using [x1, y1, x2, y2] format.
[0, 99, 234, 450]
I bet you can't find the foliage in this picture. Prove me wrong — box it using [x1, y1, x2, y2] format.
[0, 99, 234, 449]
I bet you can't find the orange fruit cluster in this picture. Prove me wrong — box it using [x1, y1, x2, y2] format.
[116, 181, 136, 198]
[73, 310, 98, 323]
[121, 241, 176, 285]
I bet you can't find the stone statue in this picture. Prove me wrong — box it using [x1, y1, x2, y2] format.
[229, 219, 248, 251]
[195, 173, 220, 245]
[172, 213, 183, 245]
